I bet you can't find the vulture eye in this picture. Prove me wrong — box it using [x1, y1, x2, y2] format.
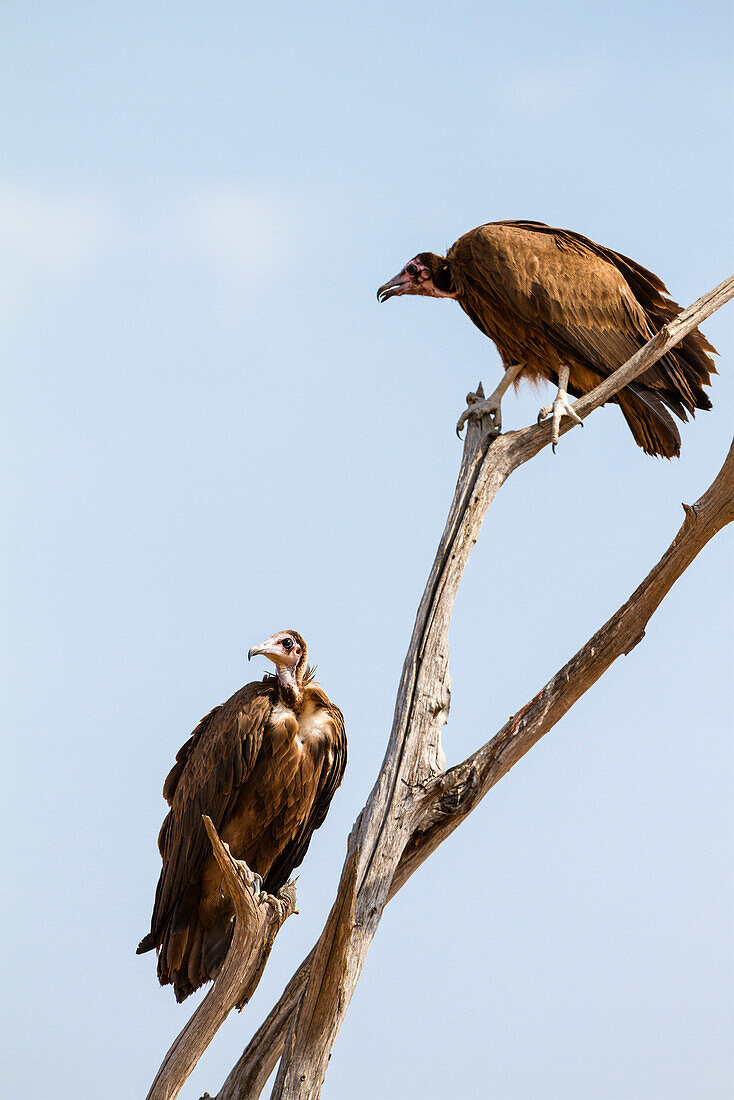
[406, 263, 418, 276]
[281, 638, 294, 651]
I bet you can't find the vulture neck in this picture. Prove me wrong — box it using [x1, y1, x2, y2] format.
[426, 254, 457, 298]
[276, 667, 304, 709]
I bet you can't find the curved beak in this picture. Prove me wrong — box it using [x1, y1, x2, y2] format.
[248, 637, 279, 663]
[377, 270, 411, 302]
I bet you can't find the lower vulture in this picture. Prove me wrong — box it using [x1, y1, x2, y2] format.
[378, 220, 717, 455]
[137, 630, 346, 1002]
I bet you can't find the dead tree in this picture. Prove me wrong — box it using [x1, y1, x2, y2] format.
[144, 273, 734, 1100]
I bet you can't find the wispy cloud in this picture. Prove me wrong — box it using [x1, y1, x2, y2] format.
[0, 183, 296, 317]
[178, 189, 295, 279]
[0, 186, 115, 273]
[0, 185, 117, 317]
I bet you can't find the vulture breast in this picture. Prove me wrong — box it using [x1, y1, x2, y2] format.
[200, 698, 336, 925]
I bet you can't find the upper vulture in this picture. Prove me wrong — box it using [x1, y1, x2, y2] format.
[137, 630, 346, 1002]
[377, 220, 717, 456]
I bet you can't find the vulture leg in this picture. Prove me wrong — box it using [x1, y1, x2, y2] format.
[537, 365, 583, 452]
[456, 361, 524, 437]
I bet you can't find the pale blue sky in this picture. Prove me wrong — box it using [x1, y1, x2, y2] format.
[3, 3, 733, 1098]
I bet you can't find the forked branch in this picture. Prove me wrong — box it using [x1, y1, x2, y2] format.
[395, 434, 734, 894]
[209, 274, 733, 1099]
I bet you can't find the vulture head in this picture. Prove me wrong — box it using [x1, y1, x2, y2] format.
[377, 253, 456, 301]
[248, 630, 308, 694]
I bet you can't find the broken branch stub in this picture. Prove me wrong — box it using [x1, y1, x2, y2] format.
[145, 817, 297, 1100]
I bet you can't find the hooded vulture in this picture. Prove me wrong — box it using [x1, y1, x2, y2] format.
[137, 630, 346, 1002]
[377, 220, 716, 456]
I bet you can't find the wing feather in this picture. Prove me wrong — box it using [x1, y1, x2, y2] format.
[463, 223, 653, 369]
[146, 681, 274, 945]
[455, 221, 715, 412]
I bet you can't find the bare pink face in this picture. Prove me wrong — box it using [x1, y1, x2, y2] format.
[377, 256, 436, 301]
[247, 631, 303, 673]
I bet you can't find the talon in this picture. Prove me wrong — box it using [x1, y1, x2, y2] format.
[455, 408, 470, 437]
[455, 364, 522, 441]
[538, 366, 581, 451]
[456, 398, 502, 438]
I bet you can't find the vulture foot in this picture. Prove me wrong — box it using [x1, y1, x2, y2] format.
[456, 362, 526, 439]
[455, 383, 502, 438]
[537, 367, 583, 452]
[251, 872, 263, 897]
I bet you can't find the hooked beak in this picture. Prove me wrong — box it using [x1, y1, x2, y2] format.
[248, 637, 280, 663]
[377, 270, 412, 302]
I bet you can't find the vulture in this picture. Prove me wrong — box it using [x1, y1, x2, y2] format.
[377, 220, 717, 456]
[137, 630, 346, 1002]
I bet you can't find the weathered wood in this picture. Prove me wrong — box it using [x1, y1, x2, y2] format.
[271, 848, 359, 1099]
[209, 275, 733, 1100]
[146, 817, 297, 1100]
[212, 953, 315, 1100]
[393, 434, 734, 896]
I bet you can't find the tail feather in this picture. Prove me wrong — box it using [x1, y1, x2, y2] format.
[618, 384, 681, 458]
[136, 932, 156, 955]
[141, 908, 235, 1002]
[139, 876, 238, 1001]
[595, 234, 718, 435]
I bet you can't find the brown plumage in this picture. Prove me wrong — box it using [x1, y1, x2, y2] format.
[378, 220, 717, 456]
[137, 630, 346, 1002]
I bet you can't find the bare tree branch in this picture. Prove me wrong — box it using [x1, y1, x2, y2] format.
[210, 951, 317, 1100]
[146, 817, 297, 1100]
[394, 434, 734, 896]
[207, 275, 733, 1099]
[271, 849, 359, 1099]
